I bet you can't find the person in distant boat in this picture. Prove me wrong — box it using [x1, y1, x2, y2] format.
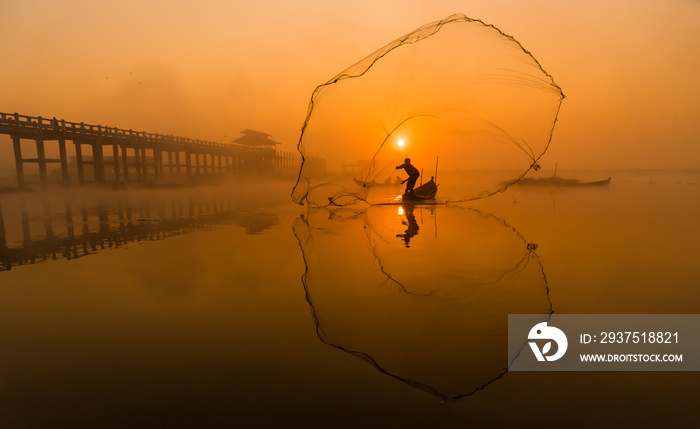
[395, 158, 420, 196]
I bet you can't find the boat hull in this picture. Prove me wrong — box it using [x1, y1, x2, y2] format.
[401, 178, 438, 201]
[515, 177, 611, 187]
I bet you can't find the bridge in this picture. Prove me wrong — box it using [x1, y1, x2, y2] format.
[0, 112, 301, 188]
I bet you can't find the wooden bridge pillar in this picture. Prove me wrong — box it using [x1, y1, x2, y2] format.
[36, 138, 48, 187]
[0, 201, 6, 251]
[93, 142, 105, 183]
[168, 151, 174, 176]
[74, 141, 85, 184]
[158, 150, 164, 180]
[12, 136, 25, 188]
[112, 144, 121, 182]
[121, 146, 129, 182]
[58, 138, 70, 185]
[140, 148, 148, 181]
[185, 151, 192, 179]
[134, 147, 142, 182]
[153, 149, 161, 182]
[194, 152, 201, 177]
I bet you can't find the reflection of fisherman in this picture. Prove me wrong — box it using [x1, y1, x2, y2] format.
[395, 158, 420, 196]
[396, 204, 419, 248]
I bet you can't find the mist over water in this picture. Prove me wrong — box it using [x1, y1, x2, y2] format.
[0, 169, 698, 426]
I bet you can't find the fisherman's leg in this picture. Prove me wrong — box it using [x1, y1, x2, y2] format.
[407, 177, 418, 195]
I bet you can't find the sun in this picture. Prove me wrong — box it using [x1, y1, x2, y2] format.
[397, 139, 405, 147]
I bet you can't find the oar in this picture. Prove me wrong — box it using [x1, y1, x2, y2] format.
[435, 156, 439, 183]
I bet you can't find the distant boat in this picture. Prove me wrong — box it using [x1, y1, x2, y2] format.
[513, 162, 610, 187]
[514, 176, 611, 187]
[354, 177, 401, 188]
[401, 177, 438, 201]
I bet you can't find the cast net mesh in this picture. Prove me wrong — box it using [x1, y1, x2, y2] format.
[293, 205, 553, 402]
[291, 14, 564, 207]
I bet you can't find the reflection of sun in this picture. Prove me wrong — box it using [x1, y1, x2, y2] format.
[398, 207, 404, 215]
[397, 139, 405, 147]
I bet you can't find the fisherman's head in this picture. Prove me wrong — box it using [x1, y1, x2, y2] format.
[404, 158, 411, 164]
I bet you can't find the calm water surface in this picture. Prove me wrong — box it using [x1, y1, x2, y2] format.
[0, 171, 698, 427]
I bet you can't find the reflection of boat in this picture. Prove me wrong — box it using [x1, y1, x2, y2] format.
[515, 177, 611, 187]
[401, 177, 438, 201]
[395, 204, 419, 247]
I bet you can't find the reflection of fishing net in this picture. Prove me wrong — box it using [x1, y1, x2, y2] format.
[293, 206, 552, 402]
[292, 14, 564, 207]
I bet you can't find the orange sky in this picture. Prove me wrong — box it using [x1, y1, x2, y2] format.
[1, 0, 699, 175]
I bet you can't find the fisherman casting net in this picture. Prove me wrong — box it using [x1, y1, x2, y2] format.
[291, 13, 564, 207]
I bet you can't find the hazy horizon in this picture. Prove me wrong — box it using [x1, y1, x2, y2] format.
[1, 0, 698, 177]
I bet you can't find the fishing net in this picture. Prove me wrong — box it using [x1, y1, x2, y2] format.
[293, 205, 552, 402]
[291, 14, 564, 207]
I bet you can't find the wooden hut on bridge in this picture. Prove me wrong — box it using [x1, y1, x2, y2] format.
[232, 129, 281, 150]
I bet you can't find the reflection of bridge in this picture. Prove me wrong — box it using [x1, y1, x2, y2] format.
[0, 112, 301, 188]
[0, 194, 278, 272]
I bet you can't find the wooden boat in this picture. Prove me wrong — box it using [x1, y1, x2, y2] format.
[401, 177, 438, 201]
[514, 176, 611, 187]
[514, 162, 611, 187]
[354, 177, 402, 188]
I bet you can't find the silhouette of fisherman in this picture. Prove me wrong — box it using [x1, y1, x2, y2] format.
[395, 158, 420, 196]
